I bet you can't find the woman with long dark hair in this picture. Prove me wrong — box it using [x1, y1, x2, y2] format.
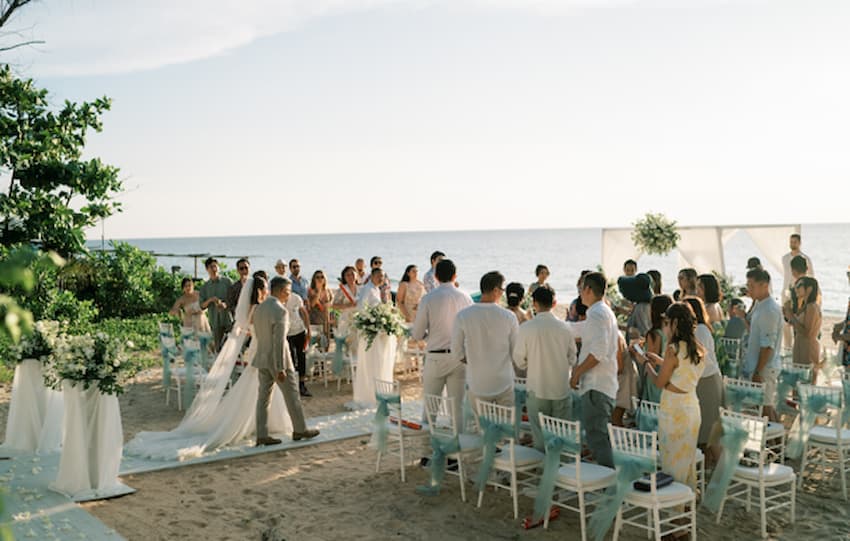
[396, 264, 425, 323]
[785, 276, 822, 383]
[639, 294, 674, 403]
[634, 302, 705, 488]
[697, 273, 724, 326]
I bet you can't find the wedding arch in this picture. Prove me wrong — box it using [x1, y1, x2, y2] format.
[600, 223, 801, 278]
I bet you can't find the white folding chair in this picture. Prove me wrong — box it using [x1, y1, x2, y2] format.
[166, 338, 207, 411]
[513, 376, 532, 439]
[719, 337, 743, 378]
[715, 408, 796, 538]
[631, 397, 705, 498]
[797, 382, 850, 501]
[724, 376, 786, 462]
[423, 394, 484, 502]
[539, 414, 616, 540]
[373, 379, 428, 482]
[609, 425, 696, 541]
[476, 400, 544, 519]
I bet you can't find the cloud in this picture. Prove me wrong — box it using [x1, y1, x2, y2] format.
[5, 0, 637, 78]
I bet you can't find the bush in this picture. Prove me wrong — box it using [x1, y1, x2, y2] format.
[41, 289, 98, 325]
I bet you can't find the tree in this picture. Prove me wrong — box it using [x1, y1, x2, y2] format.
[0, 65, 122, 256]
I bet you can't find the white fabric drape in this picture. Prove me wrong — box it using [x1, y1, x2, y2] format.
[601, 229, 639, 279]
[744, 225, 800, 276]
[51, 380, 123, 500]
[676, 228, 725, 273]
[350, 333, 396, 408]
[2, 359, 63, 454]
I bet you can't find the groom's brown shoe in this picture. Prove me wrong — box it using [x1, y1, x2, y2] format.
[292, 429, 320, 441]
[256, 436, 282, 447]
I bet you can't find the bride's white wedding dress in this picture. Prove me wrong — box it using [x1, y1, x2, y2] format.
[125, 278, 293, 460]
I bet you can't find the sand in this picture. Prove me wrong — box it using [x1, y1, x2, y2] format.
[1, 316, 849, 540]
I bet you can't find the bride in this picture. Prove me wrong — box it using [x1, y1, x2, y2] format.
[126, 275, 293, 460]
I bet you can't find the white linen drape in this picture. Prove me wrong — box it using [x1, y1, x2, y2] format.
[2, 359, 63, 453]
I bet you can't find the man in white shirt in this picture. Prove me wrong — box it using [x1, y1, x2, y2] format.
[411, 259, 472, 429]
[285, 283, 313, 397]
[356, 268, 385, 310]
[781, 233, 814, 350]
[569, 272, 619, 467]
[422, 250, 445, 293]
[513, 285, 576, 451]
[452, 271, 519, 417]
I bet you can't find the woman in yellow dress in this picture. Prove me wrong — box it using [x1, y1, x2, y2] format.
[637, 302, 705, 488]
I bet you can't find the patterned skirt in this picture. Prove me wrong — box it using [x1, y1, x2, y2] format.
[658, 390, 701, 488]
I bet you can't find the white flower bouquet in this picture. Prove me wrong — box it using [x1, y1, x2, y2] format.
[11, 320, 60, 363]
[352, 303, 406, 351]
[43, 332, 134, 396]
[631, 212, 680, 256]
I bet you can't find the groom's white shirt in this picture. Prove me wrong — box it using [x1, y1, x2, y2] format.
[356, 281, 382, 310]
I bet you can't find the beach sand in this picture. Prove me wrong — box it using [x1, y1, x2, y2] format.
[1, 317, 849, 540]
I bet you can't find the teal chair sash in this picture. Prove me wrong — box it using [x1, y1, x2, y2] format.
[702, 415, 750, 513]
[372, 391, 401, 454]
[160, 341, 177, 386]
[725, 385, 764, 413]
[787, 391, 841, 459]
[416, 433, 462, 496]
[474, 416, 516, 492]
[589, 450, 655, 541]
[776, 367, 809, 413]
[514, 385, 527, 437]
[182, 347, 200, 410]
[333, 336, 347, 375]
[635, 407, 658, 433]
[532, 429, 581, 521]
[197, 332, 213, 369]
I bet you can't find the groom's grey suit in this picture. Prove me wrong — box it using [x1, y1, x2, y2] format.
[253, 296, 307, 438]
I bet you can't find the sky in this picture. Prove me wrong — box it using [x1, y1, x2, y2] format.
[5, 0, 850, 239]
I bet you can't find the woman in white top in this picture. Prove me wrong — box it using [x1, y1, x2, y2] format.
[697, 274, 725, 327]
[683, 296, 722, 464]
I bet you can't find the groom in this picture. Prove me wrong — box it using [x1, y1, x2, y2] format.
[253, 276, 320, 446]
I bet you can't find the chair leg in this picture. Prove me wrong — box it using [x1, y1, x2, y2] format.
[400, 435, 406, 483]
[759, 483, 767, 539]
[578, 490, 587, 541]
[375, 451, 382, 474]
[692, 495, 698, 541]
[716, 493, 726, 524]
[458, 457, 467, 503]
[798, 442, 809, 488]
[790, 477, 796, 524]
[613, 507, 623, 541]
[839, 445, 848, 501]
[511, 469, 519, 519]
[477, 487, 484, 509]
[652, 507, 662, 541]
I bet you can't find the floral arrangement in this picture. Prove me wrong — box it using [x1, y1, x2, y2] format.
[11, 320, 61, 363]
[631, 213, 680, 256]
[352, 303, 406, 351]
[43, 332, 135, 395]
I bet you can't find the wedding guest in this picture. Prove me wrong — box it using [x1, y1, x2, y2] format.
[170, 278, 211, 333]
[452, 271, 519, 416]
[742, 268, 782, 422]
[616, 273, 652, 424]
[697, 274, 724, 326]
[724, 298, 748, 339]
[369, 256, 392, 303]
[677, 268, 698, 298]
[397, 264, 426, 323]
[783, 253, 813, 350]
[784, 276, 822, 383]
[747, 257, 763, 271]
[227, 258, 251, 317]
[289, 259, 309, 301]
[833, 267, 850, 373]
[307, 270, 334, 346]
[566, 270, 593, 322]
[354, 258, 367, 285]
[528, 264, 550, 297]
[423, 250, 445, 293]
[647, 269, 662, 295]
[332, 266, 360, 337]
[569, 271, 619, 468]
[412, 259, 473, 430]
[505, 282, 530, 325]
[641, 294, 674, 403]
[638, 302, 705, 489]
[683, 296, 722, 462]
[623, 259, 638, 277]
[357, 268, 385, 310]
[274, 259, 288, 278]
[285, 275, 313, 397]
[199, 257, 233, 352]
[513, 285, 577, 451]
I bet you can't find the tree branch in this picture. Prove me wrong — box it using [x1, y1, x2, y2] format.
[0, 39, 42, 52]
[0, 1, 34, 30]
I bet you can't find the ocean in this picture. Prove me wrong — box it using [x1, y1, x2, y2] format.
[93, 224, 850, 316]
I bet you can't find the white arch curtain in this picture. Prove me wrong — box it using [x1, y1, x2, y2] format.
[600, 224, 800, 278]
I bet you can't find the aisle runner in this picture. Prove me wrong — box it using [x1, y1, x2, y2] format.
[0, 451, 129, 540]
[1, 402, 422, 540]
[120, 400, 422, 475]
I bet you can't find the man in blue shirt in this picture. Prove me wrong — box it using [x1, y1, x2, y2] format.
[289, 258, 310, 301]
[742, 268, 783, 421]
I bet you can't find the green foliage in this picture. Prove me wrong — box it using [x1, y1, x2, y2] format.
[631, 213, 680, 256]
[42, 289, 98, 324]
[712, 271, 739, 312]
[0, 65, 122, 256]
[0, 244, 63, 341]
